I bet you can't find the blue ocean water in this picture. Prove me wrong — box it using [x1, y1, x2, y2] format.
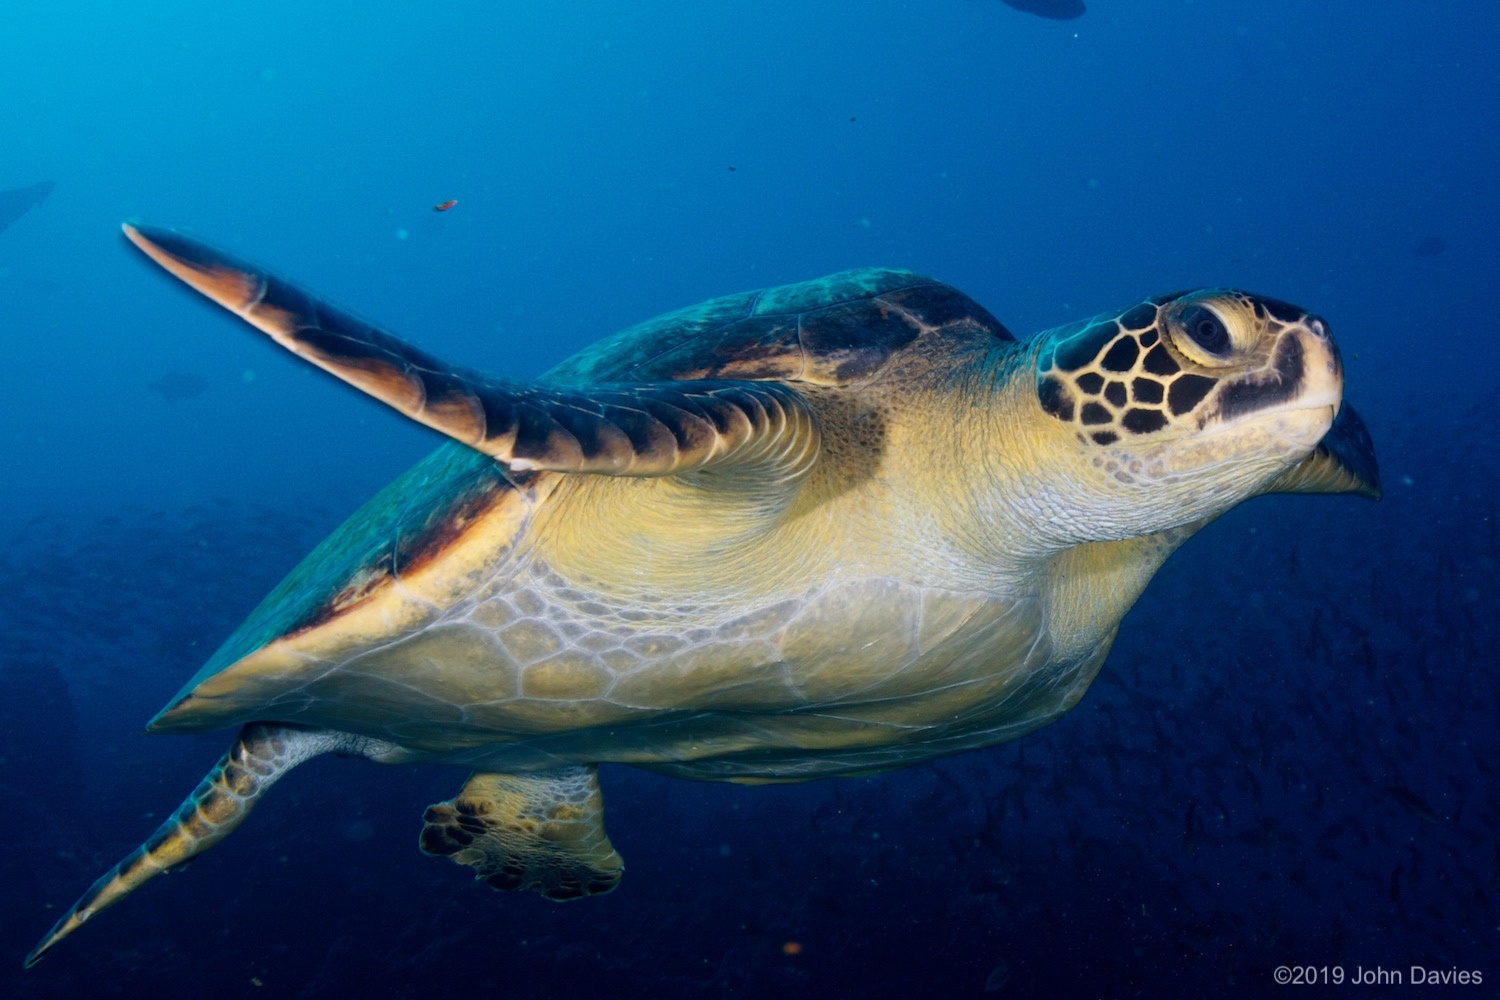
[1, 0, 1495, 996]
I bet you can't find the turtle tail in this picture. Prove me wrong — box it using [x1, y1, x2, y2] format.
[25, 723, 388, 968]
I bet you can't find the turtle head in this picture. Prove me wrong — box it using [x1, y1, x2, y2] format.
[1020, 289, 1378, 541]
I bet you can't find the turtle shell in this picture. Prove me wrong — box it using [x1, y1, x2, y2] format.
[551, 267, 1012, 385]
[151, 266, 1014, 733]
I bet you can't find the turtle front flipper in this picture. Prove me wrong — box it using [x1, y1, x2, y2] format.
[122, 224, 820, 485]
[420, 767, 623, 901]
[26, 723, 387, 968]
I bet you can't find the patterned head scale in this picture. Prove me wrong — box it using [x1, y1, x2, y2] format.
[1035, 289, 1338, 447]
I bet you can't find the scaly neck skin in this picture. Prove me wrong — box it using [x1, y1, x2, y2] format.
[943, 336, 1196, 572]
[934, 337, 1216, 657]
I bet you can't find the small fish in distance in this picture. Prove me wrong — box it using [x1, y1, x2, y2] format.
[1412, 235, 1445, 258]
[150, 372, 209, 402]
[0, 180, 54, 237]
[1000, 0, 1085, 20]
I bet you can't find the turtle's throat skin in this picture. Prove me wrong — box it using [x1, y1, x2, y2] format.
[25, 724, 395, 968]
[937, 339, 1212, 667]
[955, 338, 1110, 562]
[968, 327, 1339, 560]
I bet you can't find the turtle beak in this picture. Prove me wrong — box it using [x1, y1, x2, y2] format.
[1263, 402, 1381, 499]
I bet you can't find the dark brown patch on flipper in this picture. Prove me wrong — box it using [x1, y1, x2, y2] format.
[123, 224, 819, 481]
[421, 767, 623, 901]
[26, 724, 361, 967]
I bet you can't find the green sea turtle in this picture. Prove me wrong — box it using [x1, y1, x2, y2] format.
[27, 224, 1379, 966]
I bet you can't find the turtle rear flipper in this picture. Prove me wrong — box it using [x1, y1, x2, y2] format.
[25, 724, 393, 968]
[421, 767, 623, 900]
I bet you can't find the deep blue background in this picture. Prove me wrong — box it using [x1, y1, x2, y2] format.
[1, 1, 1495, 996]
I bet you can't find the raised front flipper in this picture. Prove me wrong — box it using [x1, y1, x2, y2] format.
[420, 767, 623, 901]
[122, 224, 819, 484]
[26, 724, 388, 968]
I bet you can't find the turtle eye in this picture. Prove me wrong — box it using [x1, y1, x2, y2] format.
[1180, 305, 1230, 355]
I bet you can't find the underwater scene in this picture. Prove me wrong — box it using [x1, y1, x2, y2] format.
[1, 1, 1495, 996]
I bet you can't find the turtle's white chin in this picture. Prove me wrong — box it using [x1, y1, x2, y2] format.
[1108, 402, 1338, 531]
[1193, 392, 1337, 449]
[1243, 400, 1338, 452]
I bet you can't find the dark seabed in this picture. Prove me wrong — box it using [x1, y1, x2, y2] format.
[1, 1, 1495, 997]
